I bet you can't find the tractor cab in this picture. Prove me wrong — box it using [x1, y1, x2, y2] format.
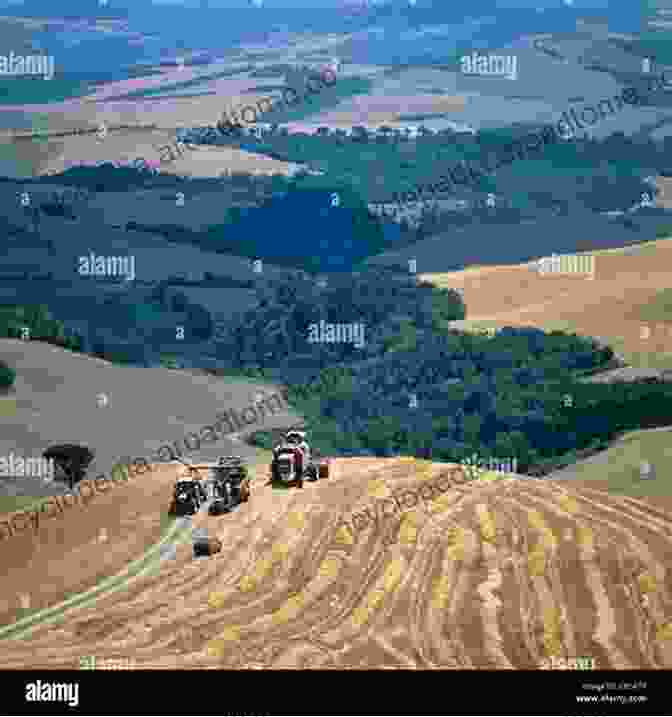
[274, 445, 303, 481]
[213, 456, 247, 481]
[270, 429, 328, 487]
[284, 430, 307, 449]
[207, 456, 250, 515]
[169, 476, 207, 516]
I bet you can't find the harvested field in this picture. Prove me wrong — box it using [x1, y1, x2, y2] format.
[0, 65, 302, 177]
[424, 237, 672, 369]
[293, 92, 466, 130]
[1, 457, 671, 669]
[3, 116, 300, 178]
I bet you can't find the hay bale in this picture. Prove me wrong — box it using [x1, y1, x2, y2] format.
[193, 536, 222, 557]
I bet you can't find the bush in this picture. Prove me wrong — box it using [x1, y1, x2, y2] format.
[0, 304, 82, 351]
[42, 443, 94, 488]
[92, 343, 141, 365]
[0, 359, 15, 389]
[50, 335, 82, 351]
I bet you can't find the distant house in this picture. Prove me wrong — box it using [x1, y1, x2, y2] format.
[453, 125, 476, 136]
[351, 125, 369, 141]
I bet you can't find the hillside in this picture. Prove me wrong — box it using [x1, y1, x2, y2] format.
[424, 237, 672, 369]
[2, 0, 672, 680]
[0, 337, 300, 486]
[1, 456, 671, 668]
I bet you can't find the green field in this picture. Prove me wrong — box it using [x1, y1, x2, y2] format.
[0, 494, 47, 516]
[554, 428, 672, 499]
[0, 397, 17, 418]
[632, 287, 672, 323]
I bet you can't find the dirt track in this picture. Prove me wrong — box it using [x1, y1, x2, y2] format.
[1, 457, 671, 669]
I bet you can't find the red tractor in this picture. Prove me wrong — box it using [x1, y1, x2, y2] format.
[270, 430, 329, 488]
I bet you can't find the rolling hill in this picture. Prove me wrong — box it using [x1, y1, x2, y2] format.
[422, 236, 672, 369]
[1, 456, 671, 668]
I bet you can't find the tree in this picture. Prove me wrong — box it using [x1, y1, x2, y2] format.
[462, 413, 482, 444]
[42, 444, 94, 490]
[23, 304, 54, 337]
[0, 359, 15, 389]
